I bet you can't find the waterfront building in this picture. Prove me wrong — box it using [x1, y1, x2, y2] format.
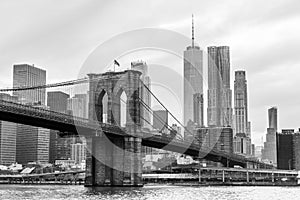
[71, 143, 86, 164]
[16, 105, 50, 164]
[0, 93, 18, 165]
[276, 129, 300, 170]
[293, 129, 300, 170]
[262, 107, 278, 165]
[262, 128, 277, 165]
[207, 46, 232, 127]
[276, 129, 294, 170]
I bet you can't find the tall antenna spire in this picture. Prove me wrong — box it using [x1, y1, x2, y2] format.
[192, 14, 195, 48]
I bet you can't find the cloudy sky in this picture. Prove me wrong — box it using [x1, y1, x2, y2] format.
[0, 0, 300, 145]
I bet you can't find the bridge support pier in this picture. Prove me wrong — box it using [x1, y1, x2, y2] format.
[85, 135, 143, 187]
[222, 170, 225, 183]
[246, 171, 249, 183]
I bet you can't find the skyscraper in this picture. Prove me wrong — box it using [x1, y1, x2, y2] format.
[12, 64, 49, 164]
[47, 91, 73, 163]
[276, 129, 294, 170]
[67, 94, 88, 118]
[233, 71, 252, 155]
[16, 123, 50, 164]
[184, 15, 203, 139]
[47, 91, 69, 113]
[0, 93, 18, 165]
[131, 61, 153, 156]
[153, 110, 168, 133]
[262, 107, 278, 166]
[234, 71, 249, 136]
[197, 127, 233, 154]
[131, 61, 151, 130]
[207, 46, 232, 127]
[13, 64, 46, 105]
[268, 107, 278, 132]
[71, 143, 86, 165]
[193, 93, 204, 127]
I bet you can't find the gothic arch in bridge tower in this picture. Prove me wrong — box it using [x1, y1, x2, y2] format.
[88, 70, 142, 128]
[95, 89, 108, 123]
[112, 88, 128, 127]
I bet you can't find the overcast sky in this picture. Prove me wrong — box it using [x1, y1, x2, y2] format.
[0, 0, 300, 146]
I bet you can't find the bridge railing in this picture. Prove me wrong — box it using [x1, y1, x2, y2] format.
[0, 99, 127, 135]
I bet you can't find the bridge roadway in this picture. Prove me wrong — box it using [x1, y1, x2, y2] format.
[0, 100, 268, 168]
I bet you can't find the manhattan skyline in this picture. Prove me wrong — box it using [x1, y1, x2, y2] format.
[0, 0, 300, 146]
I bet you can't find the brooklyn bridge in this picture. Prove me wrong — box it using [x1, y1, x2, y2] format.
[0, 70, 272, 187]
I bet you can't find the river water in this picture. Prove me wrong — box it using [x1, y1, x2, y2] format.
[1, 185, 300, 200]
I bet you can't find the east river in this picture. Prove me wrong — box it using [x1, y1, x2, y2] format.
[1, 185, 300, 200]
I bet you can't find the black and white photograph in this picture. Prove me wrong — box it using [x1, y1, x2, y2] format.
[0, 0, 300, 199]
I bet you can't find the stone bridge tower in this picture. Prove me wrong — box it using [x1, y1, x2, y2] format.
[85, 70, 143, 187]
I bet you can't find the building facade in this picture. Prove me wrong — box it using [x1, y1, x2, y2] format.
[153, 110, 168, 133]
[276, 129, 294, 170]
[234, 71, 249, 136]
[47, 91, 69, 113]
[268, 107, 278, 132]
[196, 127, 233, 154]
[16, 124, 50, 164]
[207, 46, 232, 127]
[0, 94, 18, 166]
[71, 143, 86, 164]
[262, 107, 278, 165]
[233, 133, 251, 155]
[293, 130, 300, 170]
[262, 128, 277, 165]
[67, 94, 88, 118]
[193, 93, 204, 127]
[13, 64, 46, 105]
[276, 129, 300, 170]
[233, 71, 251, 155]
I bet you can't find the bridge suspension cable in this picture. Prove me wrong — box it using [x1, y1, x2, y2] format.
[0, 78, 89, 92]
[140, 80, 195, 138]
[138, 97, 182, 139]
[0, 74, 125, 92]
[118, 95, 182, 140]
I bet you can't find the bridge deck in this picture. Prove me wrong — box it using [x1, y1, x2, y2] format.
[0, 100, 271, 168]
